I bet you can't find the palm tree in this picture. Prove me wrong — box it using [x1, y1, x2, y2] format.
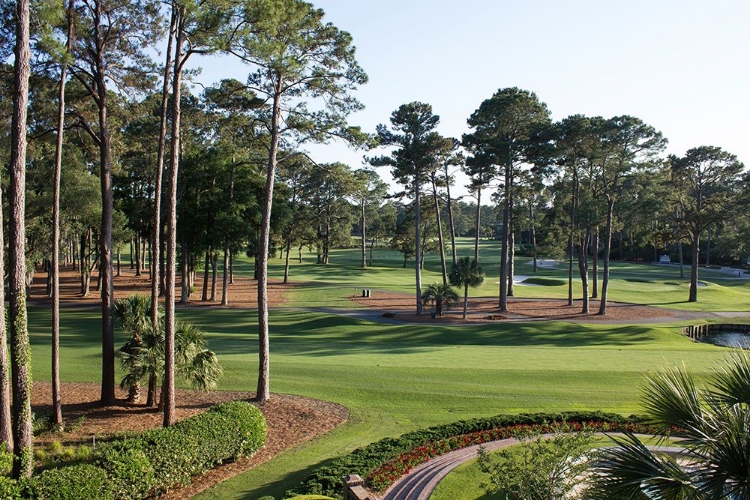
[115, 295, 152, 402]
[116, 295, 223, 407]
[421, 283, 459, 318]
[590, 352, 750, 499]
[449, 257, 485, 320]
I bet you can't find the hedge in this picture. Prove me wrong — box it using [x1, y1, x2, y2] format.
[284, 411, 650, 499]
[0, 400, 266, 500]
[28, 464, 112, 500]
[100, 400, 267, 498]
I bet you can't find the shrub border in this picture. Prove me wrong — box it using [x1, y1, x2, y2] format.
[285, 411, 651, 498]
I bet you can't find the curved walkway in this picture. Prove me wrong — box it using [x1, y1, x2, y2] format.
[381, 438, 519, 500]
[381, 436, 683, 500]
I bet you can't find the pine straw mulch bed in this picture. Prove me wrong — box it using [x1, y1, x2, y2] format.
[349, 291, 678, 323]
[31, 383, 348, 500]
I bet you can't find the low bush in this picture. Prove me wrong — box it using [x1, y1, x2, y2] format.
[0, 401, 265, 500]
[285, 412, 650, 498]
[0, 476, 22, 499]
[28, 463, 112, 500]
[101, 400, 266, 498]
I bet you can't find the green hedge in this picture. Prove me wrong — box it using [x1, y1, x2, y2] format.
[285, 411, 649, 499]
[0, 401, 266, 500]
[100, 400, 266, 498]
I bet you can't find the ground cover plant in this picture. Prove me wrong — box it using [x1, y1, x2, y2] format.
[23, 245, 750, 499]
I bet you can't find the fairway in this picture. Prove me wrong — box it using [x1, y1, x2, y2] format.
[25, 243, 750, 499]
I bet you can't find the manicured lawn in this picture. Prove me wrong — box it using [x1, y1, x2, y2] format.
[26, 241, 750, 499]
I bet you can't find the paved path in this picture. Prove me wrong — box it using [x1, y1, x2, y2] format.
[381, 438, 519, 500]
[380, 436, 684, 500]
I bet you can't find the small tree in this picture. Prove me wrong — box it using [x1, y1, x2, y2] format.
[477, 429, 595, 500]
[116, 295, 222, 408]
[449, 257, 485, 320]
[421, 283, 458, 318]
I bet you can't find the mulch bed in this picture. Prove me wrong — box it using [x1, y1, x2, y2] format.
[350, 292, 676, 323]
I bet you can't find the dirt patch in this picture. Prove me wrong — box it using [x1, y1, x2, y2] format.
[32, 382, 347, 499]
[350, 292, 676, 323]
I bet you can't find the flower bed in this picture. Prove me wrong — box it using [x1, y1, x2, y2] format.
[285, 412, 652, 499]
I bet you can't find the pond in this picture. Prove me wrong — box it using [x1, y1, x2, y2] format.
[699, 332, 750, 349]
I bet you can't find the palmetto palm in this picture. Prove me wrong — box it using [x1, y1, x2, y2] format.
[449, 257, 485, 319]
[590, 352, 750, 499]
[421, 283, 459, 317]
[116, 295, 222, 407]
[114, 295, 153, 402]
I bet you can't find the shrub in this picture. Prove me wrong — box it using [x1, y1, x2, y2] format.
[28, 463, 112, 500]
[0, 447, 14, 476]
[99, 400, 266, 498]
[97, 441, 155, 499]
[0, 476, 22, 499]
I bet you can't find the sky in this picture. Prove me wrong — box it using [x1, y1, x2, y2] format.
[194, 0, 749, 198]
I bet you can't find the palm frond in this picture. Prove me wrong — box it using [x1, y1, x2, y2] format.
[709, 351, 750, 406]
[642, 364, 703, 437]
[590, 433, 696, 500]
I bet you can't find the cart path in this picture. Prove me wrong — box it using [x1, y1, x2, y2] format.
[380, 436, 684, 500]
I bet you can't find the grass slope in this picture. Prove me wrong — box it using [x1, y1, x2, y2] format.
[25, 240, 750, 499]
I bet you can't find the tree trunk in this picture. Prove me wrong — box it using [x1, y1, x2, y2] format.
[689, 229, 700, 302]
[283, 239, 291, 284]
[164, 7, 186, 427]
[444, 161, 457, 267]
[578, 234, 589, 314]
[180, 237, 189, 303]
[210, 253, 217, 301]
[222, 248, 230, 305]
[591, 227, 599, 298]
[678, 239, 684, 279]
[9, 0, 33, 474]
[507, 222, 515, 297]
[257, 81, 284, 403]
[134, 232, 141, 276]
[50, 0, 73, 429]
[360, 200, 367, 268]
[462, 284, 469, 320]
[201, 251, 210, 301]
[530, 204, 537, 272]
[414, 181, 423, 315]
[431, 176, 448, 286]
[474, 187, 481, 263]
[567, 233, 574, 306]
[498, 166, 510, 312]
[598, 198, 615, 315]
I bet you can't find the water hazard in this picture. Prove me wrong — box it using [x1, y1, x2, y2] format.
[699, 332, 750, 349]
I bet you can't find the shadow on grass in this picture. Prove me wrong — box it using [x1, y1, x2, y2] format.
[231, 455, 338, 500]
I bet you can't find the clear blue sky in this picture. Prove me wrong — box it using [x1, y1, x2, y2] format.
[196, 0, 749, 196]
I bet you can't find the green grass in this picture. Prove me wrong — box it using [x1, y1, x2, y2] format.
[26, 239, 750, 499]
